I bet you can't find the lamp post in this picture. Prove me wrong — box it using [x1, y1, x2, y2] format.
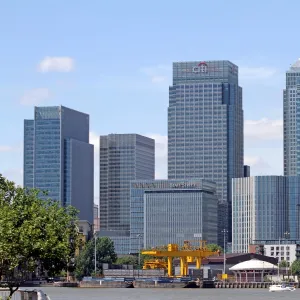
[137, 234, 142, 267]
[222, 229, 228, 278]
[94, 233, 97, 275]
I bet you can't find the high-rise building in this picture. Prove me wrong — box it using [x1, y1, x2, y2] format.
[168, 61, 244, 243]
[23, 106, 94, 224]
[99, 134, 155, 254]
[130, 179, 218, 253]
[284, 59, 300, 176]
[232, 176, 300, 253]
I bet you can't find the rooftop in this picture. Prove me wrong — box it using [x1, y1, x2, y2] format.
[229, 259, 278, 271]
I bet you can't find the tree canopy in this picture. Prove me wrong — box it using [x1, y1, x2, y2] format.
[290, 260, 300, 276]
[206, 244, 223, 253]
[116, 255, 138, 266]
[0, 174, 79, 298]
[279, 260, 289, 268]
[74, 237, 117, 279]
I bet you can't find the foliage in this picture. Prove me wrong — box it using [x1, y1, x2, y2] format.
[279, 260, 289, 268]
[290, 260, 300, 276]
[206, 244, 223, 253]
[116, 255, 138, 266]
[74, 237, 117, 279]
[0, 174, 79, 299]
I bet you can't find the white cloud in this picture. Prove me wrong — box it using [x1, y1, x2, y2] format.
[38, 56, 74, 73]
[245, 118, 283, 141]
[20, 88, 51, 106]
[239, 66, 277, 80]
[0, 146, 14, 152]
[146, 133, 168, 179]
[151, 76, 167, 83]
[140, 65, 171, 84]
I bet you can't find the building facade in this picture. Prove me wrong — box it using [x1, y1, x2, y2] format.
[23, 106, 94, 223]
[251, 240, 300, 264]
[130, 179, 218, 253]
[284, 59, 300, 176]
[168, 60, 244, 243]
[232, 176, 300, 253]
[99, 134, 155, 254]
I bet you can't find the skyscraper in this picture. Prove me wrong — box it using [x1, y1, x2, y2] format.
[99, 134, 155, 232]
[23, 106, 94, 223]
[168, 61, 244, 243]
[232, 176, 300, 253]
[284, 59, 300, 176]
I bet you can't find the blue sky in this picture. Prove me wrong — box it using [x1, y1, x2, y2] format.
[0, 0, 297, 201]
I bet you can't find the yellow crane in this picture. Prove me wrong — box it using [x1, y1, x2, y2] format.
[141, 240, 219, 277]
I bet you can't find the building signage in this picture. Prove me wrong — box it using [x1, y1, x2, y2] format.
[192, 62, 208, 73]
[132, 182, 199, 189]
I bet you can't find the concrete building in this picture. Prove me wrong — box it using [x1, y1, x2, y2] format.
[130, 179, 218, 253]
[168, 60, 244, 244]
[251, 239, 300, 264]
[232, 176, 300, 253]
[284, 59, 300, 176]
[23, 106, 94, 224]
[99, 134, 155, 254]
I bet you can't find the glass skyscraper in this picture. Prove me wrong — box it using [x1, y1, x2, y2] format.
[23, 106, 94, 223]
[168, 61, 244, 243]
[284, 59, 300, 175]
[232, 176, 300, 253]
[99, 134, 155, 232]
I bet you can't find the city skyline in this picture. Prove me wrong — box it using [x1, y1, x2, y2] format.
[1, 0, 297, 205]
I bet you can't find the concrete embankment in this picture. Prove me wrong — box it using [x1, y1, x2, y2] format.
[214, 282, 297, 288]
[79, 280, 198, 288]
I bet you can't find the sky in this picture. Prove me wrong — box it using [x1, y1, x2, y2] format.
[0, 0, 298, 204]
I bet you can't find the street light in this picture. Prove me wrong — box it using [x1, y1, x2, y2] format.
[94, 233, 97, 275]
[137, 234, 142, 267]
[222, 229, 228, 277]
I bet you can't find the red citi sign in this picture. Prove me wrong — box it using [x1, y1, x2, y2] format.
[192, 62, 208, 73]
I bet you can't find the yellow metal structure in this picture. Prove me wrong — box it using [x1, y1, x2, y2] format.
[141, 240, 219, 277]
[143, 259, 168, 270]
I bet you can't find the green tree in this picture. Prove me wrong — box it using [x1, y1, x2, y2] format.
[116, 255, 138, 266]
[0, 174, 79, 299]
[74, 237, 117, 279]
[290, 260, 300, 276]
[206, 244, 223, 253]
[279, 260, 289, 268]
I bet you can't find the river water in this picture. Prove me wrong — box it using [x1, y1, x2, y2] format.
[38, 287, 300, 300]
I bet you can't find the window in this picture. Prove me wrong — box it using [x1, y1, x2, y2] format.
[271, 247, 274, 250]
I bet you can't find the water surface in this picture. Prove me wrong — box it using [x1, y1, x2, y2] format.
[39, 287, 300, 300]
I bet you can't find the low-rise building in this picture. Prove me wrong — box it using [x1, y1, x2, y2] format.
[250, 240, 300, 264]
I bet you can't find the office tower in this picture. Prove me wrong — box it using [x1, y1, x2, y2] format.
[244, 165, 250, 177]
[284, 59, 300, 175]
[99, 134, 154, 253]
[23, 106, 94, 223]
[130, 179, 218, 253]
[168, 61, 244, 243]
[232, 176, 300, 253]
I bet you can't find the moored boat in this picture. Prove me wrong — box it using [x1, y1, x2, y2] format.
[269, 284, 296, 292]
